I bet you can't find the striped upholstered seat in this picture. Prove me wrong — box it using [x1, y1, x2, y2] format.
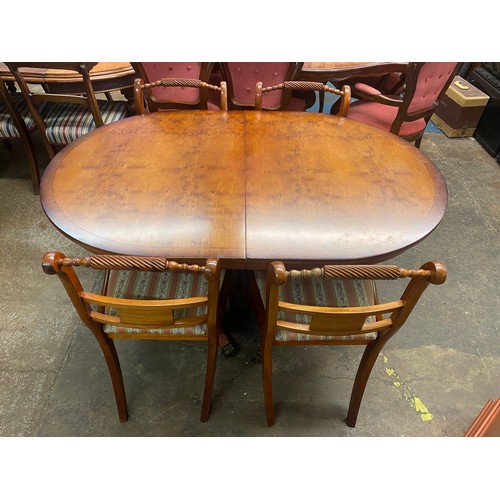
[0, 93, 46, 138]
[40, 100, 127, 145]
[102, 268, 220, 336]
[254, 270, 377, 342]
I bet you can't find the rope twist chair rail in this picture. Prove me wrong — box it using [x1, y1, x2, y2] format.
[56, 255, 206, 273]
[287, 265, 433, 280]
[262, 81, 342, 95]
[144, 78, 223, 93]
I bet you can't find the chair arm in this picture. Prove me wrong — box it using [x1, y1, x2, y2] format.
[351, 82, 403, 107]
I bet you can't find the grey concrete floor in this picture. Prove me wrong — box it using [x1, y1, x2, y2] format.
[0, 121, 499, 441]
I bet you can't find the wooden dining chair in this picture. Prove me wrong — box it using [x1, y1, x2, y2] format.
[131, 62, 224, 111]
[255, 81, 351, 116]
[134, 77, 228, 115]
[219, 62, 312, 110]
[344, 62, 461, 148]
[250, 260, 447, 427]
[0, 76, 43, 194]
[42, 251, 225, 423]
[5, 62, 128, 160]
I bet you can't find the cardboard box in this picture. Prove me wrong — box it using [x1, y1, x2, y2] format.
[431, 76, 489, 137]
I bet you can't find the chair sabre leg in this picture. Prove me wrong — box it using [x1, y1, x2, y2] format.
[200, 334, 218, 422]
[96, 335, 128, 422]
[347, 343, 383, 427]
[262, 343, 275, 426]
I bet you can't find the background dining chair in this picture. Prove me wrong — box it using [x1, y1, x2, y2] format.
[0, 76, 43, 194]
[219, 62, 313, 110]
[317, 71, 405, 114]
[42, 251, 224, 423]
[343, 62, 461, 147]
[255, 81, 351, 116]
[250, 259, 447, 427]
[5, 62, 129, 160]
[131, 62, 223, 110]
[134, 77, 228, 114]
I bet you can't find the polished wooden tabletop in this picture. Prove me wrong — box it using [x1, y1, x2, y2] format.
[40, 111, 447, 269]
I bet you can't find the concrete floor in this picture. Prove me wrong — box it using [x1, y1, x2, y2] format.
[0, 117, 499, 440]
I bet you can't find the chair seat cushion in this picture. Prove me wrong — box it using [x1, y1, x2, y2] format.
[348, 100, 427, 137]
[102, 268, 221, 336]
[0, 93, 45, 138]
[42, 100, 127, 145]
[254, 271, 378, 342]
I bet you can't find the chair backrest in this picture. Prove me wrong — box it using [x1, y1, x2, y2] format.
[264, 260, 447, 345]
[132, 62, 216, 110]
[220, 62, 303, 110]
[255, 81, 351, 116]
[134, 77, 228, 115]
[391, 62, 461, 134]
[42, 252, 221, 340]
[5, 62, 125, 159]
[0, 75, 41, 193]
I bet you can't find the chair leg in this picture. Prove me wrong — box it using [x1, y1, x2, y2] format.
[217, 270, 237, 356]
[95, 334, 128, 422]
[347, 343, 384, 427]
[200, 332, 219, 422]
[262, 338, 275, 426]
[318, 91, 325, 113]
[21, 134, 41, 195]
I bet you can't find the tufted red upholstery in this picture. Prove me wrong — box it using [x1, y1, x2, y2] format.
[139, 62, 204, 104]
[407, 62, 457, 113]
[222, 62, 304, 110]
[347, 62, 460, 147]
[348, 100, 427, 136]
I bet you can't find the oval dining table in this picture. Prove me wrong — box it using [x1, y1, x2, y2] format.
[40, 110, 447, 270]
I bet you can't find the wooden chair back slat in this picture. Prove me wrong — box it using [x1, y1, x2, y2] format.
[134, 76, 228, 114]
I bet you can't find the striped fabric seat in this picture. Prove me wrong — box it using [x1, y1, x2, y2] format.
[41, 100, 127, 145]
[254, 270, 378, 342]
[0, 93, 45, 138]
[102, 268, 223, 336]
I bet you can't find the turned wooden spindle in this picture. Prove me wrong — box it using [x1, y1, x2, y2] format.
[146, 78, 223, 94]
[287, 265, 433, 281]
[56, 255, 205, 274]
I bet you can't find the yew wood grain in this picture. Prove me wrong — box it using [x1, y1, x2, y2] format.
[40, 110, 447, 269]
[40, 112, 247, 267]
[244, 112, 447, 265]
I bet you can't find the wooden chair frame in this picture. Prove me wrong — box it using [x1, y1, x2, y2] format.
[250, 260, 447, 427]
[5, 62, 116, 160]
[255, 81, 351, 116]
[134, 77, 228, 115]
[42, 251, 224, 423]
[348, 62, 461, 147]
[0, 76, 41, 194]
